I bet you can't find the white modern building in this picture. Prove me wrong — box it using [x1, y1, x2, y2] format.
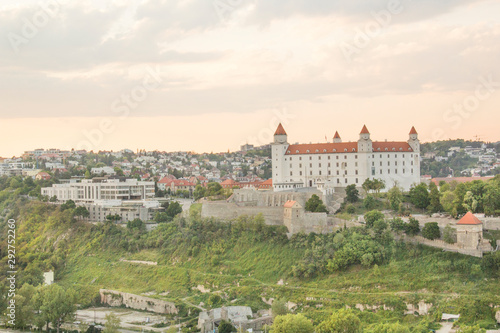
[41, 178, 155, 202]
[272, 124, 420, 193]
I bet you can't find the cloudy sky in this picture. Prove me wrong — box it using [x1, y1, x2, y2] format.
[1, 0, 499, 156]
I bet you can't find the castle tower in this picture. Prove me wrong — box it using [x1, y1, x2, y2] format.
[357, 125, 372, 153]
[408, 126, 420, 153]
[456, 212, 483, 250]
[272, 123, 289, 191]
[333, 131, 342, 143]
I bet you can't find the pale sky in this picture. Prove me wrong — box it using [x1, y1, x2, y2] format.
[1, 0, 500, 157]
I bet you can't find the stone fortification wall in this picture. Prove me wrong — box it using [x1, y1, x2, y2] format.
[201, 201, 284, 225]
[99, 289, 177, 314]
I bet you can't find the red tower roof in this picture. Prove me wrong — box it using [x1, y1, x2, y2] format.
[409, 126, 418, 135]
[333, 131, 341, 139]
[360, 125, 370, 134]
[274, 123, 287, 136]
[457, 212, 482, 225]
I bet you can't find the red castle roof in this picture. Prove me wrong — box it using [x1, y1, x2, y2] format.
[457, 212, 482, 225]
[360, 125, 370, 134]
[274, 123, 287, 136]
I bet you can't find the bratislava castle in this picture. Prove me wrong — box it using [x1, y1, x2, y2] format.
[271, 124, 420, 193]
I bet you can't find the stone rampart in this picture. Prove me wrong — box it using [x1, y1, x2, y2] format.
[99, 289, 177, 314]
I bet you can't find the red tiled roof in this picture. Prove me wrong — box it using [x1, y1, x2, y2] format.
[372, 142, 413, 152]
[221, 179, 239, 185]
[284, 200, 298, 208]
[333, 131, 341, 139]
[274, 123, 287, 136]
[285, 141, 412, 155]
[409, 126, 418, 135]
[360, 125, 370, 134]
[286, 142, 358, 155]
[457, 212, 482, 225]
[431, 176, 494, 186]
[261, 179, 272, 185]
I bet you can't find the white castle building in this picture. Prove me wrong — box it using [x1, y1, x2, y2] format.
[272, 124, 420, 193]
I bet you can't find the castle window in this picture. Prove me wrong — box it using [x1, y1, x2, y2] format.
[356, 178, 358, 183]
[399, 148, 403, 151]
[345, 178, 348, 184]
[344, 148, 348, 152]
[388, 169, 390, 174]
[388, 161, 390, 166]
[287, 151, 290, 153]
[336, 156, 339, 160]
[395, 169, 397, 174]
[403, 169, 405, 174]
[290, 171, 293, 176]
[296, 150, 299, 153]
[310, 163, 312, 167]
[319, 171, 322, 175]
[310, 171, 312, 175]
[316, 149, 319, 152]
[328, 170, 331, 175]
[355, 162, 358, 167]
[355, 155, 358, 159]
[333, 149, 337, 152]
[328, 163, 331, 167]
[352, 148, 356, 152]
[380, 161, 382, 166]
[328, 156, 331, 160]
[337, 179, 340, 183]
[319, 163, 322, 167]
[385, 148, 388, 151]
[344, 156, 347, 159]
[310, 156, 312, 160]
[299, 163, 302, 168]
[306, 150, 310, 153]
[300, 171, 302, 176]
[337, 170, 339, 175]
[337, 163, 339, 167]
[323, 149, 327, 152]
[299, 157, 302, 160]
[319, 156, 321, 160]
[355, 170, 358, 175]
[392, 148, 396, 151]
[377, 148, 381, 151]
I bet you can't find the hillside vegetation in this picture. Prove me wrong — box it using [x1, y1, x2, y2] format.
[1, 176, 500, 331]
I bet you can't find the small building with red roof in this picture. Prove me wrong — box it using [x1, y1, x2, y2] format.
[456, 212, 484, 251]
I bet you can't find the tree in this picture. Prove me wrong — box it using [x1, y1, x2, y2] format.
[440, 190, 455, 214]
[105, 214, 121, 223]
[409, 183, 429, 209]
[387, 185, 403, 212]
[305, 195, 328, 213]
[103, 313, 121, 333]
[113, 167, 124, 177]
[404, 217, 420, 236]
[463, 191, 478, 213]
[193, 185, 206, 201]
[422, 222, 440, 240]
[427, 182, 442, 213]
[345, 184, 359, 203]
[271, 299, 289, 318]
[218, 320, 235, 333]
[389, 217, 406, 233]
[60, 199, 76, 210]
[271, 314, 314, 333]
[363, 195, 376, 210]
[442, 224, 457, 244]
[127, 218, 144, 231]
[74, 206, 90, 219]
[364, 210, 385, 228]
[40, 284, 77, 333]
[370, 322, 410, 333]
[166, 201, 183, 219]
[316, 309, 362, 333]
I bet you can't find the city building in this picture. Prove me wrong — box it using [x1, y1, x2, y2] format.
[41, 178, 155, 202]
[271, 124, 421, 193]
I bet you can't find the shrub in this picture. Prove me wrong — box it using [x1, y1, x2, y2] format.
[422, 222, 440, 240]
